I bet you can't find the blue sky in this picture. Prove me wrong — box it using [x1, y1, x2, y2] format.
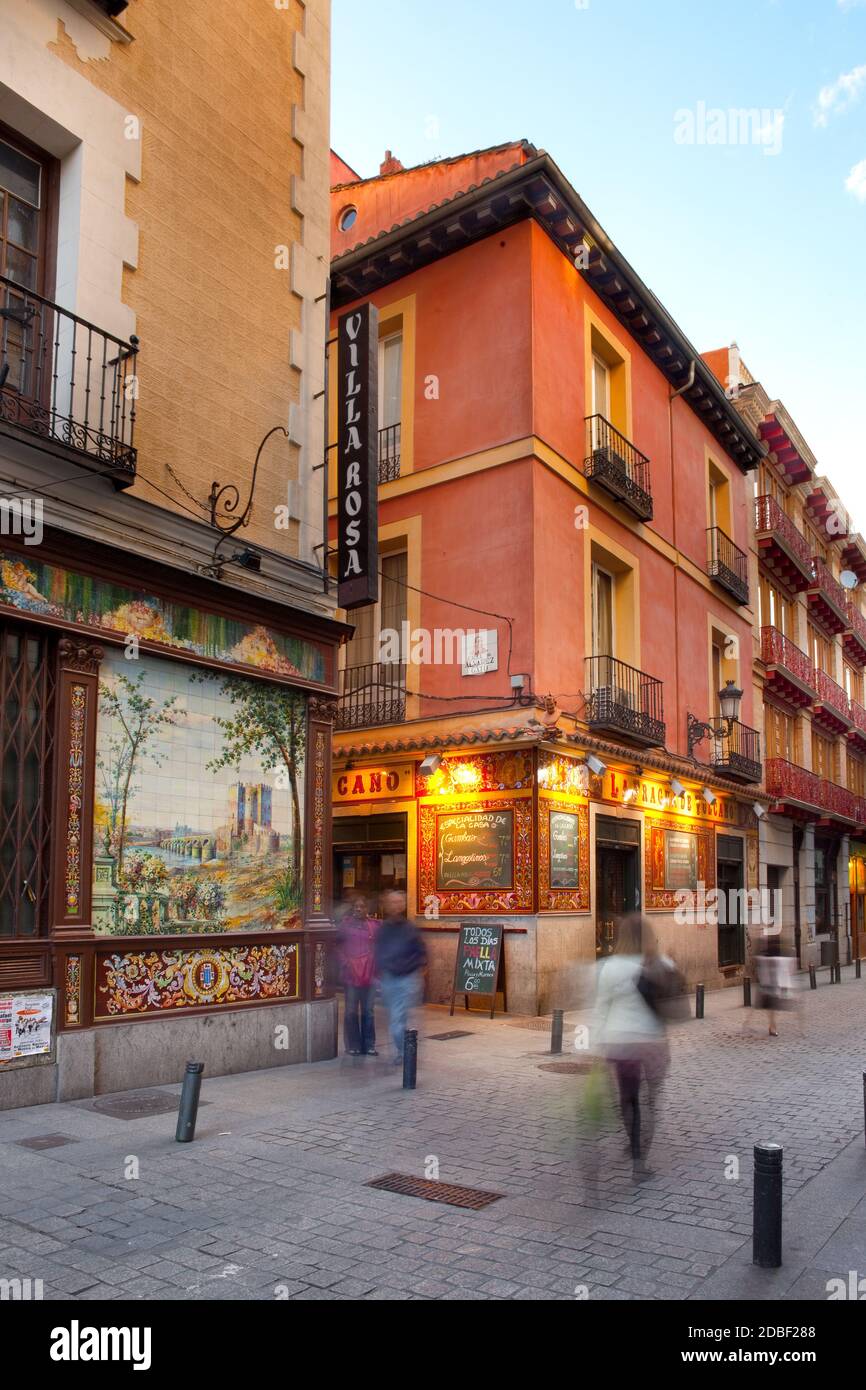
[332, 0, 866, 528]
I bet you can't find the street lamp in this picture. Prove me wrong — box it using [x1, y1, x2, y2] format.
[687, 680, 743, 760]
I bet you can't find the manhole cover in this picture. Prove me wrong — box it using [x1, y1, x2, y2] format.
[366, 1173, 503, 1210]
[427, 1031, 474, 1041]
[537, 1061, 593, 1075]
[15, 1133, 78, 1151]
[85, 1091, 208, 1120]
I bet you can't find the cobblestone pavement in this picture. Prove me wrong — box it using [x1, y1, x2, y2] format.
[0, 973, 864, 1301]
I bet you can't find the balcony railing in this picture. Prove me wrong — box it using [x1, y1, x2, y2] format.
[335, 661, 407, 731]
[584, 415, 653, 522]
[849, 698, 866, 750]
[585, 654, 665, 747]
[843, 597, 866, 667]
[378, 423, 401, 483]
[0, 272, 138, 485]
[760, 626, 817, 699]
[813, 667, 852, 730]
[707, 527, 749, 605]
[765, 758, 822, 811]
[807, 557, 849, 634]
[754, 495, 813, 584]
[765, 758, 864, 825]
[704, 717, 762, 783]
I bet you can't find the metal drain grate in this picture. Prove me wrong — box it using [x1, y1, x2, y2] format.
[427, 1030, 474, 1041]
[15, 1133, 78, 1151]
[366, 1172, 503, 1210]
[537, 1061, 593, 1075]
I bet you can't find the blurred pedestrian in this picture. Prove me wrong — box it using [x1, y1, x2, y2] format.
[374, 889, 427, 1063]
[754, 930, 797, 1037]
[594, 913, 673, 1182]
[335, 893, 378, 1056]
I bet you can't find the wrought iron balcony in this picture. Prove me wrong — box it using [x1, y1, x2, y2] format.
[585, 654, 665, 748]
[765, 758, 822, 815]
[843, 598, 866, 668]
[848, 698, 866, 753]
[707, 527, 749, 605]
[335, 661, 407, 731]
[0, 273, 138, 486]
[760, 626, 817, 708]
[702, 717, 761, 783]
[584, 415, 653, 522]
[807, 557, 848, 636]
[819, 778, 860, 825]
[378, 423, 401, 483]
[754, 495, 812, 590]
[813, 667, 853, 735]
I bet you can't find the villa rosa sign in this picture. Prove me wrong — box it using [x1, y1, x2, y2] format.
[337, 303, 379, 611]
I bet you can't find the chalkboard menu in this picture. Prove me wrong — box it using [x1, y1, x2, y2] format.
[450, 922, 505, 1018]
[549, 810, 580, 888]
[436, 810, 513, 891]
[664, 829, 699, 891]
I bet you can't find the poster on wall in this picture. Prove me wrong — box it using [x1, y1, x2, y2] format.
[0, 993, 53, 1061]
[549, 811, 580, 888]
[436, 810, 514, 890]
[92, 650, 306, 936]
[664, 829, 699, 891]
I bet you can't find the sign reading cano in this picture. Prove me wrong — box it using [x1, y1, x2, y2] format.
[436, 810, 513, 891]
[453, 922, 504, 999]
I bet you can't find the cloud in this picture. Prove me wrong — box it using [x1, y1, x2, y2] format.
[814, 63, 866, 126]
[846, 159, 866, 201]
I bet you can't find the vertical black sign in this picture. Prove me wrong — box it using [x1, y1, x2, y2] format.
[337, 303, 379, 610]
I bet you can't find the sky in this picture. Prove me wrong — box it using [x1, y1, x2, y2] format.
[332, 0, 866, 527]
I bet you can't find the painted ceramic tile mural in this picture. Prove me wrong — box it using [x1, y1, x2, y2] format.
[0, 547, 325, 683]
[92, 651, 306, 935]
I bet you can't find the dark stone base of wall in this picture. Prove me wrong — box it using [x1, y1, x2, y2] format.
[0, 998, 338, 1111]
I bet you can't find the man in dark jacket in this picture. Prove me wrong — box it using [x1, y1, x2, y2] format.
[374, 890, 427, 1062]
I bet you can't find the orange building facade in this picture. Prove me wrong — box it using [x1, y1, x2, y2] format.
[328, 143, 768, 1013]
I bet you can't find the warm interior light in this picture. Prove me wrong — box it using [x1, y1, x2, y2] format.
[451, 763, 481, 789]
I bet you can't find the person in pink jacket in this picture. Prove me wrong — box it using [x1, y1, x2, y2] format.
[335, 894, 378, 1056]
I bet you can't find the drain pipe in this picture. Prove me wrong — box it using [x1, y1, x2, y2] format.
[669, 360, 696, 760]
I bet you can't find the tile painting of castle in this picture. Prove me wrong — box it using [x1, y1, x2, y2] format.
[92, 651, 306, 935]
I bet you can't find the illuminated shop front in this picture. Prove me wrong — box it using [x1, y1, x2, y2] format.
[331, 733, 761, 1014]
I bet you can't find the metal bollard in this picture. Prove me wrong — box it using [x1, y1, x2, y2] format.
[809, 964, 817, 990]
[550, 1009, 564, 1055]
[695, 983, 705, 1019]
[743, 977, 752, 1008]
[402, 1029, 418, 1090]
[856, 957, 862, 981]
[834, 959, 842, 985]
[863, 1072, 866, 1150]
[175, 1061, 204, 1143]
[753, 1142, 783, 1269]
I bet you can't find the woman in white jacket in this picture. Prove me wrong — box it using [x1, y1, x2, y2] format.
[594, 913, 670, 1181]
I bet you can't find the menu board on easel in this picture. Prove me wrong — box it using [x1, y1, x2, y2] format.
[449, 922, 505, 1019]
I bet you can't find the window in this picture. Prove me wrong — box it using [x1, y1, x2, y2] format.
[847, 752, 866, 797]
[811, 729, 835, 780]
[765, 702, 794, 761]
[0, 624, 54, 937]
[0, 136, 44, 291]
[844, 663, 862, 706]
[592, 563, 614, 658]
[591, 353, 610, 420]
[343, 550, 407, 670]
[338, 205, 358, 232]
[378, 333, 402, 431]
[0, 128, 57, 399]
[809, 622, 833, 676]
[758, 576, 792, 635]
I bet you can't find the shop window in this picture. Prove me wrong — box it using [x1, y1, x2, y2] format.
[0, 624, 55, 937]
